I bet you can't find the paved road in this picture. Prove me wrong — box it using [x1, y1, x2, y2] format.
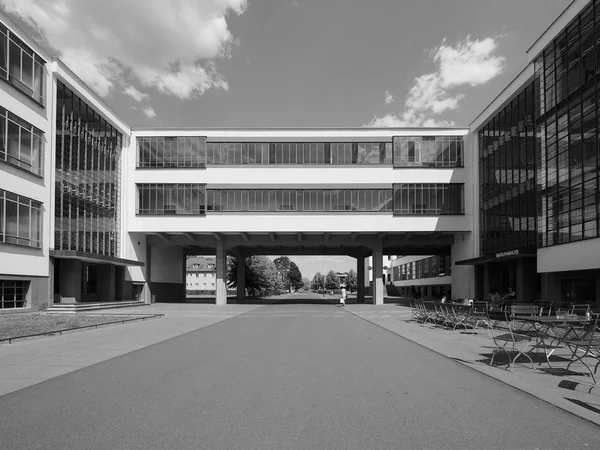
[1, 302, 599, 449]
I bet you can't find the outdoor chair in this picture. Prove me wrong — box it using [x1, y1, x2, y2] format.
[487, 307, 535, 371]
[470, 301, 491, 330]
[447, 304, 471, 330]
[409, 298, 420, 321]
[570, 304, 592, 316]
[510, 304, 540, 332]
[564, 314, 600, 384]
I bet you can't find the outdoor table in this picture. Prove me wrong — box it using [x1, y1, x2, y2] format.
[516, 315, 591, 367]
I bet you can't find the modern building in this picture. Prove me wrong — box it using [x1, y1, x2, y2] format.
[458, 0, 600, 310]
[2, 0, 600, 313]
[387, 255, 453, 300]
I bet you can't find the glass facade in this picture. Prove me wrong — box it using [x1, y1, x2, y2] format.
[0, 188, 42, 248]
[0, 280, 28, 309]
[0, 23, 45, 105]
[206, 189, 393, 212]
[0, 106, 44, 176]
[136, 184, 206, 215]
[55, 81, 122, 256]
[478, 83, 537, 256]
[393, 184, 464, 215]
[535, 0, 600, 247]
[392, 256, 452, 281]
[137, 136, 206, 168]
[205, 142, 392, 165]
[393, 136, 463, 167]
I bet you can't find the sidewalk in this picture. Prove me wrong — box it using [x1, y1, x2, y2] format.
[0, 304, 261, 396]
[345, 303, 600, 426]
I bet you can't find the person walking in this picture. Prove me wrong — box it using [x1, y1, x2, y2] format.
[340, 284, 347, 307]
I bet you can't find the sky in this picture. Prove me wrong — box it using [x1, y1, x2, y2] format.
[3, 0, 572, 277]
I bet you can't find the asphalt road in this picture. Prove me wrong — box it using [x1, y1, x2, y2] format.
[1, 300, 599, 449]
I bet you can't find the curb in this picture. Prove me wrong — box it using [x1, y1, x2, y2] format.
[0, 314, 164, 344]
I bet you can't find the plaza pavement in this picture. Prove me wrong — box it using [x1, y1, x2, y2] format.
[1, 297, 599, 428]
[0, 304, 262, 396]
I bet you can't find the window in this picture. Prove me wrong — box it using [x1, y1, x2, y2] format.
[393, 184, 464, 215]
[137, 136, 207, 168]
[55, 81, 123, 257]
[0, 280, 28, 309]
[393, 136, 463, 167]
[0, 189, 42, 248]
[206, 189, 393, 212]
[0, 24, 45, 105]
[136, 184, 206, 215]
[0, 106, 44, 175]
[200, 141, 392, 165]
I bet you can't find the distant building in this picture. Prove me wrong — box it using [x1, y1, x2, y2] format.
[186, 256, 216, 292]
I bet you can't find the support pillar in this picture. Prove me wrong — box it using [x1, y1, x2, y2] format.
[516, 258, 536, 303]
[145, 243, 153, 304]
[357, 256, 365, 303]
[98, 264, 116, 302]
[236, 254, 246, 303]
[59, 259, 82, 303]
[372, 240, 384, 305]
[541, 272, 562, 309]
[215, 240, 227, 305]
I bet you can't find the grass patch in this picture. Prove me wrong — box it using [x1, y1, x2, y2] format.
[0, 313, 136, 340]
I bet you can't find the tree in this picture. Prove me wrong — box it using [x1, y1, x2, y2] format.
[273, 256, 291, 291]
[325, 270, 339, 291]
[302, 277, 311, 291]
[288, 261, 303, 291]
[346, 269, 358, 293]
[311, 272, 324, 291]
[228, 256, 283, 297]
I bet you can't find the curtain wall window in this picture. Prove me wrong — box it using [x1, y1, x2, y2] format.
[0, 24, 45, 105]
[0, 106, 44, 176]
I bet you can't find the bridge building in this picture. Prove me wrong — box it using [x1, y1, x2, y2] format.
[2, 0, 600, 312]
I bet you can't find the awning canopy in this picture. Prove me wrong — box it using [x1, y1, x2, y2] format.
[50, 250, 144, 267]
[455, 250, 536, 266]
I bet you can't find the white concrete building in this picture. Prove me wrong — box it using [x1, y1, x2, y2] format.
[3, 0, 600, 313]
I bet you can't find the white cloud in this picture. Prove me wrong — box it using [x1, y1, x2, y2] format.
[142, 106, 157, 119]
[2, 0, 248, 99]
[384, 90, 394, 105]
[123, 85, 149, 103]
[367, 35, 505, 127]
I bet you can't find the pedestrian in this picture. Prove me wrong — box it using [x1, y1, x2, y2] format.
[340, 284, 347, 307]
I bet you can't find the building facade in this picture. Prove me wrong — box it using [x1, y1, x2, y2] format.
[463, 0, 600, 310]
[3, 1, 600, 312]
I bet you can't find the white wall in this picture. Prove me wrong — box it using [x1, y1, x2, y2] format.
[128, 214, 472, 233]
[0, 18, 54, 278]
[537, 238, 600, 273]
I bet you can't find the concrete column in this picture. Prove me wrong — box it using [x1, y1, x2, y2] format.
[541, 272, 562, 309]
[215, 240, 227, 305]
[115, 266, 126, 300]
[182, 253, 187, 302]
[595, 278, 600, 312]
[59, 259, 82, 303]
[372, 241, 384, 305]
[98, 264, 116, 302]
[357, 256, 365, 303]
[516, 258, 537, 303]
[145, 243, 153, 304]
[49, 257, 56, 305]
[236, 254, 246, 303]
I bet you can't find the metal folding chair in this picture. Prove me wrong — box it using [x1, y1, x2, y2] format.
[487, 308, 534, 371]
[564, 314, 600, 384]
